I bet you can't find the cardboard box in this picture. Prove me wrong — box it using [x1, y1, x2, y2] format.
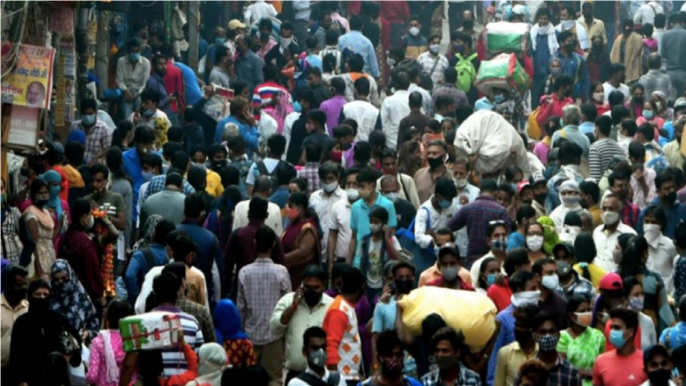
[120, 311, 181, 352]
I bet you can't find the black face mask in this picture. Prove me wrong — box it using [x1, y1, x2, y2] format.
[427, 156, 444, 170]
[5, 288, 27, 305]
[514, 329, 532, 345]
[394, 279, 414, 295]
[665, 191, 677, 204]
[463, 20, 474, 30]
[20, 167, 30, 177]
[565, 42, 576, 52]
[534, 192, 547, 205]
[29, 296, 50, 315]
[303, 289, 323, 306]
[212, 160, 228, 171]
[647, 369, 671, 386]
[633, 96, 644, 104]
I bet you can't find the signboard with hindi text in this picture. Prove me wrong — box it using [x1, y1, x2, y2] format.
[1, 43, 55, 110]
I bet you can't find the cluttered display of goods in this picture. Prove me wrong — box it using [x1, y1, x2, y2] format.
[120, 311, 181, 352]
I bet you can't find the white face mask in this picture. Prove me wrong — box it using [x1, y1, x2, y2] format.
[409, 26, 420, 36]
[429, 44, 440, 54]
[511, 290, 541, 307]
[602, 211, 620, 225]
[84, 215, 95, 230]
[323, 181, 338, 194]
[346, 188, 359, 201]
[280, 36, 293, 47]
[643, 223, 662, 245]
[541, 274, 559, 290]
[561, 20, 576, 30]
[454, 178, 468, 189]
[593, 92, 605, 103]
[385, 192, 399, 203]
[369, 223, 382, 233]
[526, 235, 544, 252]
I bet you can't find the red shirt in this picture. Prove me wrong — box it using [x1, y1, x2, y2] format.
[51, 166, 69, 202]
[427, 277, 475, 291]
[487, 281, 513, 312]
[164, 61, 185, 113]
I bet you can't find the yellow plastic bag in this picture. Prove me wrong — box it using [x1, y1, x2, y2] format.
[397, 287, 497, 352]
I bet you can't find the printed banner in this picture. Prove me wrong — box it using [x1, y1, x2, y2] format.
[1, 43, 56, 110]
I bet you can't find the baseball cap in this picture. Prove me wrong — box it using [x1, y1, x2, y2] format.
[643, 344, 670, 368]
[517, 181, 531, 193]
[674, 97, 686, 110]
[438, 243, 460, 259]
[228, 19, 246, 31]
[530, 171, 546, 186]
[553, 242, 574, 258]
[599, 272, 623, 291]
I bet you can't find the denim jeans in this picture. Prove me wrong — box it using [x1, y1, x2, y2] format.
[121, 96, 141, 119]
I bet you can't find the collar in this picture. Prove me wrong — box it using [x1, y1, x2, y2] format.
[255, 257, 273, 263]
[1, 295, 28, 311]
[305, 367, 330, 380]
[477, 195, 496, 202]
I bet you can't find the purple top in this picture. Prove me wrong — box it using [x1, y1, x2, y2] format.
[533, 141, 550, 165]
[320, 95, 347, 135]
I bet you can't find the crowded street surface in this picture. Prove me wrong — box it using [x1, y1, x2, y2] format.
[2, 1, 686, 385]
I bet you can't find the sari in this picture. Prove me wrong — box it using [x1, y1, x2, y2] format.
[282, 217, 321, 290]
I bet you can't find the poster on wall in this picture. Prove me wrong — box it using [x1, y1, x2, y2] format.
[1, 43, 56, 110]
[2, 105, 40, 149]
[55, 38, 77, 127]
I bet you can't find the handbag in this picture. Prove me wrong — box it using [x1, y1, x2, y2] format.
[396, 207, 437, 277]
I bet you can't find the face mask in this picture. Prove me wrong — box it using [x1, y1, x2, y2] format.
[561, 20, 576, 29]
[429, 44, 440, 54]
[556, 261, 572, 278]
[494, 94, 506, 104]
[260, 32, 270, 42]
[642, 110, 654, 119]
[550, 67, 562, 76]
[215, 38, 226, 45]
[129, 52, 141, 62]
[427, 156, 444, 170]
[541, 274, 559, 290]
[323, 181, 338, 193]
[370, 223, 382, 233]
[602, 211, 620, 225]
[574, 311, 593, 327]
[34, 198, 49, 207]
[534, 192, 547, 205]
[593, 92, 605, 103]
[409, 26, 420, 36]
[665, 191, 677, 203]
[453, 44, 464, 54]
[565, 42, 576, 52]
[49, 185, 61, 198]
[535, 334, 560, 352]
[463, 20, 474, 30]
[385, 192, 399, 203]
[303, 289, 323, 306]
[287, 207, 300, 220]
[454, 178, 468, 189]
[280, 37, 293, 47]
[647, 369, 672, 386]
[191, 162, 206, 170]
[29, 296, 50, 315]
[655, 101, 663, 111]
[82, 114, 96, 126]
[381, 359, 404, 379]
[4, 288, 27, 305]
[512, 290, 541, 307]
[395, 278, 414, 295]
[442, 267, 459, 282]
[434, 355, 458, 370]
[439, 199, 452, 210]
[142, 171, 154, 181]
[486, 273, 498, 286]
[142, 108, 155, 117]
[386, 57, 396, 67]
[609, 329, 627, 349]
[84, 215, 95, 229]
[212, 160, 228, 171]
[293, 101, 302, 113]
[514, 329, 532, 345]
[629, 296, 644, 312]
[20, 167, 30, 178]
[633, 96, 644, 105]
[346, 188, 359, 201]
[561, 196, 580, 208]
[330, 150, 342, 163]
[491, 237, 507, 251]
[526, 235, 544, 252]
[644, 223, 662, 244]
[307, 348, 327, 372]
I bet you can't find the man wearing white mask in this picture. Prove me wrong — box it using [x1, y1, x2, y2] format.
[309, 162, 347, 262]
[533, 258, 569, 328]
[555, 5, 590, 51]
[417, 34, 449, 86]
[451, 158, 480, 257]
[327, 168, 359, 270]
[549, 180, 584, 233]
[414, 178, 458, 275]
[592, 194, 637, 271]
[642, 205, 678, 295]
[401, 15, 428, 60]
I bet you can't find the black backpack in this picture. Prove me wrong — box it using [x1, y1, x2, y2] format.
[296, 371, 341, 386]
[256, 160, 287, 192]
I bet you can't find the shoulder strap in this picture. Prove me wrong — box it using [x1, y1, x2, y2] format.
[327, 372, 340, 386]
[422, 206, 431, 230]
[398, 175, 410, 203]
[142, 248, 155, 271]
[256, 161, 269, 176]
[296, 372, 332, 386]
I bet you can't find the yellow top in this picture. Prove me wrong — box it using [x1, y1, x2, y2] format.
[494, 341, 539, 386]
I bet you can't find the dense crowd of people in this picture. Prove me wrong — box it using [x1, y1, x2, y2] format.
[3, 1, 686, 386]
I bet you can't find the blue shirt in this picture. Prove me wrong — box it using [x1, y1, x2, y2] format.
[177, 221, 224, 304]
[198, 38, 208, 60]
[174, 62, 203, 105]
[269, 186, 289, 209]
[124, 244, 168, 303]
[372, 296, 397, 333]
[215, 116, 259, 152]
[552, 51, 590, 101]
[351, 193, 397, 266]
[146, 74, 171, 115]
[637, 198, 686, 238]
[532, 33, 552, 77]
[579, 121, 595, 135]
[304, 54, 323, 71]
[659, 321, 686, 351]
[507, 231, 525, 251]
[337, 30, 380, 78]
[487, 304, 516, 386]
[122, 148, 147, 223]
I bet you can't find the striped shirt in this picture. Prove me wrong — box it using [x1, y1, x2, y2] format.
[152, 305, 204, 376]
[589, 138, 626, 182]
[252, 81, 291, 116]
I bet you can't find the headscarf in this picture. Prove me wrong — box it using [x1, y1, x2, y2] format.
[530, 22, 559, 55]
[132, 214, 163, 252]
[537, 216, 560, 256]
[186, 343, 228, 386]
[40, 170, 63, 223]
[551, 180, 583, 232]
[213, 299, 247, 342]
[49, 259, 99, 333]
[651, 91, 674, 121]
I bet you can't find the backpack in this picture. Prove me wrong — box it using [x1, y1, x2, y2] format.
[455, 53, 477, 92]
[297, 371, 341, 386]
[255, 160, 286, 193]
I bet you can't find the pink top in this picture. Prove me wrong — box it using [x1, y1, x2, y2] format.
[533, 141, 551, 165]
[536, 95, 575, 127]
[86, 330, 137, 386]
[635, 116, 664, 140]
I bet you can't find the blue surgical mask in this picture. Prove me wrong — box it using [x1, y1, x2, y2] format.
[642, 110, 654, 119]
[486, 273, 498, 286]
[293, 101, 302, 113]
[550, 67, 562, 76]
[439, 199, 452, 209]
[494, 94, 505, 104]
[142, 171, 154, 181]
[215, 38, 226, 45]
[129, 52, 141, 62]
[81, 114, 96, 126]
[609, 329, 627, 349]
[142, 108, 155, 117]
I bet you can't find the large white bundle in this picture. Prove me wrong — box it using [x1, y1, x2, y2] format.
[453, 110, 531, 176]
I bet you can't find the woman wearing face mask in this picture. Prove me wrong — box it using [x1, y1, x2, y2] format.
[476, 257, 501, 295]
[34, 170, 69, 243]
[617, 236, 675, 334]
[61, 198, 118, 308]
[21, 179, 56, 279]
[641, 206, 677, 296]
[636, 99, 665, 140]
[557, 295, 605, 386]
[10, 279, 82, 386]
[536, 75, 575, 129]
[620, 276, 658, 351]
[650, 91, 673, 122]
[282, 192, 321, 290]
[525, 222, 548, 265]
[49, 259, 100, 341]
[85, 300, 135, 386]
[629, 83, 646, 119]
[590, 82, 610, 116]
[213, 299, 257, 369]
[549, 180, 583, 234]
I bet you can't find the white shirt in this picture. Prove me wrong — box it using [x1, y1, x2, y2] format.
[408, 83, 432, 114]
[292, 0, 312, 21]
[638, 311, 658, 350]
[592, 222, 637, 271]
[134, 265, 209, 314]
[232, 199, 283, 235]
[309, 187, 347, 259]
[453, 184, 480, 257]
[342, 99, 379, 142]
[470, 251, 507, 288]
[246, 157, 281, 186]
[555, 21, 590, 50]
[244, 0, 278, 26]
[633, 1, 664, 25]
[417, 51, 449, 86]
[646, 234, 678, 295]
[602, 82, 630, 103]
[328, 199, 352, 260]
[630, 167, 657, 209]
[381, 90, 411, 150]
[136, 181, 150, 228]
[287, 368, 347, 386]
[414, 197, 458, 249]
